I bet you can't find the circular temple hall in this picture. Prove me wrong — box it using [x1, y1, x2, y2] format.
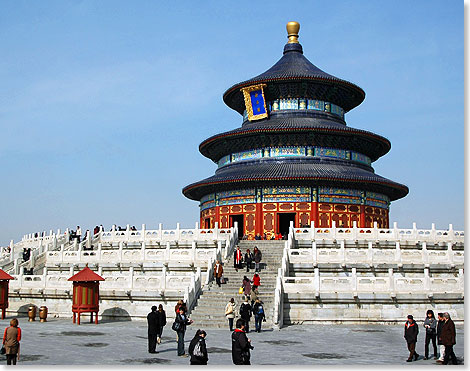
[183, 22, 409, 239]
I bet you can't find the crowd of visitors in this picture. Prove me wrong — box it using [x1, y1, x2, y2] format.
[404, 311, 458, 364]
[241, 233, 285, 240]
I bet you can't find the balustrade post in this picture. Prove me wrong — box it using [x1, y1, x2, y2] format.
[98, 265, 102, 276]
[176, 223, 180, 240]
[119, 241, 123, 261]
[314, 267, 320, 297]
[447, 242, 454, 266]
[161, 265, 167, 292]
[368, 241, 373, 266]
[141, 224, 146, 242]
[214, 222, 219, 239]
[352, 221, 358, 240]
[165, 242, 171, 262]
[340, 240, 346, 267]
[395, 241, 402, 267]
[129, 266, 134, 289]
[312, 241, 317, 266]
[412, 222, 417, 242]
[332, 221, 336, 239]
[458, 268, 464, 293]
[69, 264, 74, 276]
[351, 267, 357, 297]
[310, 220, 315, 240]
[159, 223, 163, 242]
[393, 222, 398, 239]
[422, 242, 429, 266]
[192, 241, 197, 263]
[388, 268, 395, 297]
[52, 234, 57, 250]
[78, 242, 83, 262]
[57, 228, 61, 235]
[431, 223, 436, 240]
[424, 267, 431, 291]
[13, 258, 18, 275]
[49, 229, 53, 236]
[43, 267, 47, 289]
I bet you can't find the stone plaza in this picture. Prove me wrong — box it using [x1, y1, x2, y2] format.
[3, 317, 464, 365]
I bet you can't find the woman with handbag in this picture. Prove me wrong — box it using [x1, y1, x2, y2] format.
[173, 307, 193, 357]
[225, 298, 236, 331]
[3, 318, 21, 365]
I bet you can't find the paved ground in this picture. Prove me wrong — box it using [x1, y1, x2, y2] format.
[0, 317, 464, 365]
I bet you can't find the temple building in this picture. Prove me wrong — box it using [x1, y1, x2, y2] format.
[183, 22, 409, 239]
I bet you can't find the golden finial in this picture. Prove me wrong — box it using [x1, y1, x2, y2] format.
[286, 21, 300, 44]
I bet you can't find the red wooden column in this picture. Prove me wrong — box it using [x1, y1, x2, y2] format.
[68, 267, 105, 325]
[0, 270, 14, 320]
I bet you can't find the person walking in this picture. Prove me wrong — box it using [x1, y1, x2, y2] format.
[213, 260, 223, 287]
[242, 276, 252, 299]
[423, 309, 437, 360]
[441, 312, 458, 365]
[225, 298, 236, 331]
[175, 299, 184, 341]
[239, 297, 252, 333]
[147, 306, 160, 353]
[436, 313, 445, 363]
[231, 318, 254, 365]
[234, 246, 243, 272]
[3, 318, 21, 365]
[156, 304, 166, 345]
[252, 299, 266, 333]
[253, 247, 262, 272]
[244, 249, 253, 272]
[188, 329, 208, 365]
[252, 273, 260, 287]
[404, 315, 419, 362]
[174, 307, 193, 357]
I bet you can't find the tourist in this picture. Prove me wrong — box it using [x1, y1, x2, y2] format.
[244, 249, 253, 272]
[225, 298, 236, 331]
[252, 273, 260, 287]
[234, 246, 243, 272]
[3, 318, 21, 365]
[174, 307, 193, 357]
[253, 247, 262, 272]
[175, 299, 184, 314]
[156, 304, 166, 344]
[250, 285, 259, 306]
[436, 313, 445, 363]
[188, 329, 208, 365]
[440, 312, 457, 365]
[213, 260, 223, 287]
[242, 276, 251, 299]
[252, 299, 266, 333]
[423, 309, 437, 360]
[404, 315, 419, 362]
[231, 318, 254, 365]
[147, 306, 160, 353]
[239, 297, 252, 333]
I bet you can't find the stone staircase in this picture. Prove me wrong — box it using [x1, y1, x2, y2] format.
[189, 240, 285, 329]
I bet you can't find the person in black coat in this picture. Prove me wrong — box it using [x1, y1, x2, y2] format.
[156, 304, 166, 344]
[147, 306, 160, 353]
[244, 249, 253, 272]
[232, 319, 254, 365]
[404, 315, 419, 362]
[239, 298, 252, 333]
[188, 329, 208, 365]
[436, 312, 445, 362]
[175, 307, 193, 356]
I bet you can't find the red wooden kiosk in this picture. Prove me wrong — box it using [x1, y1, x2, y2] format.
[68, 266, 104, 325]
[0, 269, 14, 320]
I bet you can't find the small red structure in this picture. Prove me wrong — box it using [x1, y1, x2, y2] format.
[68, 266, 104, 325]
[0, 269, 14, 320]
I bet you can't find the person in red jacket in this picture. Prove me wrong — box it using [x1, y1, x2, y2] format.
[252, 273, 260, 287]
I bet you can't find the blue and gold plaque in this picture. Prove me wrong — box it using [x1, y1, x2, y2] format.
[240, 84, 268, 121]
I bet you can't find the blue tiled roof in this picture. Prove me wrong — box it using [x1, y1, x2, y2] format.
[183, 159, 409, 201]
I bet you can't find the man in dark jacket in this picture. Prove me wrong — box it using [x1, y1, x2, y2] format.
[147, 306, 160, 353]
[404, 315, 419, 362]
[441, 312, 458, 365]
[436, 312, 445, 363]
[240, 298, 252, 333]
[252, 299, 266, 333]
[188, 329, 208, 365]
[232, 319, 254, 365]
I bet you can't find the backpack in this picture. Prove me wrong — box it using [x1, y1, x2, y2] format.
[193, 339, 204, 358]
[257, 305, 264, 315]
[240, 303, 250, 317]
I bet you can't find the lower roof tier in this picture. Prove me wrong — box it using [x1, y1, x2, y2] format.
[199, 114, 391, 162]
[182, 160, 409, 202]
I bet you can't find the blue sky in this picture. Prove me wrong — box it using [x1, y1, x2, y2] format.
[0, 1, 463, 245]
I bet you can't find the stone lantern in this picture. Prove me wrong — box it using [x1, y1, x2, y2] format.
[68, 266, 104, 325]
[0, 269, 14, 319]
